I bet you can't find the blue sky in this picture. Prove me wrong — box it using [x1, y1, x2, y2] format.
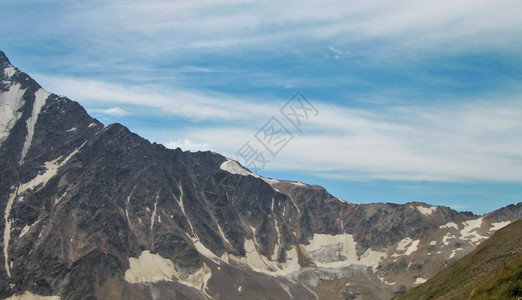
[2, 0, 522, 214]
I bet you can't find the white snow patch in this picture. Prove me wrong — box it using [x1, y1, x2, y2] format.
[150, 190, 160, 232]
[429, 241, 437, 246]
[393, 238, 419, 256]
[449, 248, 464, 259]
[220, 159, 279, 184]
[439, 222, 459, 230]
[271, 219, 281, 261]
[237, 285, 242, 292]
[175, 183, 197, 236]
[442, 233, 455, 246]
[54, 190, 68, 206]
[66, 127, 76, 132]
[360, 248, 388, 272]
[19, 220, 39, 239]
[384, 280, 396, 286]
[124, 250, 177, 283]
[19, 145, 84, 193]
[417, 206, 437, 216]
[194, 232, 388, 278]
[304, 233, 386, 270]
[191, 236, 222, 263]
[288, 195, 301, 214]
[414, 278, 427, 284]
[224, 238, 300, 276]
[243, 239, 278, 270]
[304, 233, 359, 267]
[125, 186, 137, 225]
[4, 66, 17, 78]
[19, 225, 31, 238]
[404, 241, 420, 256]
[3, 189, 18, 277]
[490, 221, 511, 231]
[220, 160, 252, 176]
[396, 237, 413, 252]
[124, 251, 212, 297]
[88, 122, 97, 128]
[20, 88, 50, 164]
[262, 178, 279, 184]
[0, 83, 25, 145]
[217, 223, 231, 246]
[460, 217, 485, 243]
[5, 291, 60, 300]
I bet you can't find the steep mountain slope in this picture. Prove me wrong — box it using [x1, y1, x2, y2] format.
[396, 220, 522, 300]
[1, 50, 521, 300]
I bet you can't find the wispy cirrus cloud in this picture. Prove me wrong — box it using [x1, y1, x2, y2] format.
[90, 107, 130, 116]
[80, 0, 522, 57]
[34, 74, 278, 121]
[168, 97, 522, 182]
[3, 0, 522, 75]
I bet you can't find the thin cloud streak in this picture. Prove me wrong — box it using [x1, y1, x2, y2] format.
[58, 0, 522, 56]
[166, 99, 522, 183]
[90, 107, 130, 116]
[34, 74, 279, 121]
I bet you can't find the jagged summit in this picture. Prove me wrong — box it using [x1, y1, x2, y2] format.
[0, 50, 10, 65]
[0, 51, 521, 300]
[1, 51, 17, 83]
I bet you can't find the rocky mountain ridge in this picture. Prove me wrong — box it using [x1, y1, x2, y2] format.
[1, 50, 521, 300]
[396, 220, 522, 299]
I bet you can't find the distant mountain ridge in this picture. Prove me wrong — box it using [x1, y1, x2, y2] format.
[1, 50, 521, 300]
[396, 220, 522, 300]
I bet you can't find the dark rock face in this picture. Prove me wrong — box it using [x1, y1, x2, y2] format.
[1, 50, 521, 300]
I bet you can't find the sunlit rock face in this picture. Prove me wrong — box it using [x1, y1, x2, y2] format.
[1, 51, 521, 300]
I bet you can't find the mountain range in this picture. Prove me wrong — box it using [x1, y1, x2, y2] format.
[1, 50, 521, 300]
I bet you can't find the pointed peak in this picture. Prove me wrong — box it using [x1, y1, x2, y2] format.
[1, 51, 17, 80]
[0, 50, 12, 66]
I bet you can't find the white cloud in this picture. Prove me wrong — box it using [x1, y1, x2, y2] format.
[328, 46, 352, 59]
[90, 107, 129, 116]
[34, 75, 278, 121]
[328, 46, 344, 56]
[164, 139, 212, 152]
[164, 98, 522, 182]
[57, 0, 522, 56]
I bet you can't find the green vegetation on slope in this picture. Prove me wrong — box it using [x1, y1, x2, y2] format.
[396, 220, 522, 300]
